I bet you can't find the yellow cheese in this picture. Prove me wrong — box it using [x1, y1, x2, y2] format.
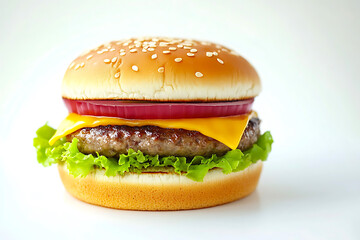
[49, 113, 253, 149]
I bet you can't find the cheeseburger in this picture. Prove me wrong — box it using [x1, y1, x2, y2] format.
[34, 37, 273, 210]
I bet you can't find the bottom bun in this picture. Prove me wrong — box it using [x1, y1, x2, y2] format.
[58, 161, 263, 211]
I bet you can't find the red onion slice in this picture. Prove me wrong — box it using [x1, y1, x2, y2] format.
[63, 98, 254, 119]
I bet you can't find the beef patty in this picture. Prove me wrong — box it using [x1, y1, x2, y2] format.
[67, 117, 261, 158]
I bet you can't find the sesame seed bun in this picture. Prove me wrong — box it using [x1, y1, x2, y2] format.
[58, 161, 263, 211]
[62, 37, 261, 101]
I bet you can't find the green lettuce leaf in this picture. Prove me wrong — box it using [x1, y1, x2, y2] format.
[33, 124, 273, 182]
[33, 124, 66, 167]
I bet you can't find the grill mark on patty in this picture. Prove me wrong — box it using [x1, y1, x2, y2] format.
[66, 117, 261, 157]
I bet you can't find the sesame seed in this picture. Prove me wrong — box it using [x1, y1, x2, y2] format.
[69, 62, 75, 68]
[206, 52, 213, 57]
[97, 51, 103, 54]
[148, 48, 155, 52]
[163, 50, 170, 54]
[195, 72, 203, 78]
[151, 54, 158, 59]
[177, 44, 183, 48]
[174, 57, 182, 62]
[183, 46, 191, 50]
[183, 43, 192, 46]
[104, 59, 111, 63]
[135, 43, 141, 48]
[80, 62, 85, 67]
[102, 49, 109, 52]
[112, 57, 118, 63]
[110, 48, 116, 52]
[190, 49, 197, 53]
[120, 49, 125, 52]
[217, 58, 224, 64]
[158, 67, 164, 73]
[132, 65, 139, 72]
[120, 52, 126, 56]
[169, 47, 177, 51]
[130, 49, 137, 53]
[213, 52, 218, 56]
[114, 72, 120, 78]
[86, 55, 93, 60]
[74, 64, 81, 70]
[128, 45, 134, 49]
[187, 53, 195, 57]
[142, 49, 147, 52]
[159, 42, 169, 47]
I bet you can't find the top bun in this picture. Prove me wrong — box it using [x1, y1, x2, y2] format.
[62, 37, 261, 101]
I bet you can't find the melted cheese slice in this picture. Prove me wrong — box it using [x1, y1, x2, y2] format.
[49, 112, 253, 149]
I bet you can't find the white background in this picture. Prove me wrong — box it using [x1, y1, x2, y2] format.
[1, 0, 359, 239]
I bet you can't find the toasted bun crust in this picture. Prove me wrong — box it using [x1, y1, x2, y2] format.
[58, 161, 262, 211]
[62, 37, 261, 101]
